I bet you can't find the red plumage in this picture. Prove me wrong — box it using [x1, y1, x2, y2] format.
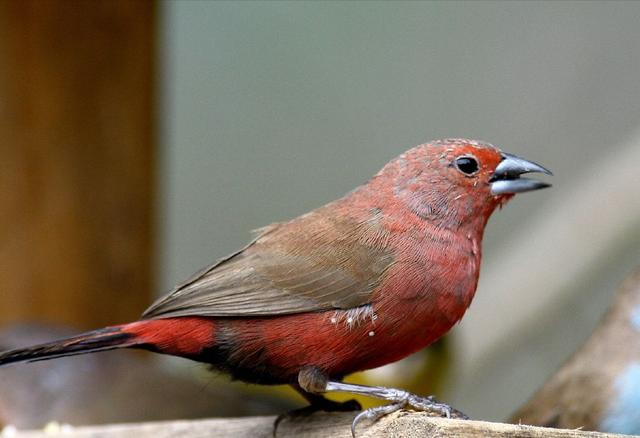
[0, 139, 551, 424]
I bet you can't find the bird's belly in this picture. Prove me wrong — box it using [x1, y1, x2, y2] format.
[201, 250, 479, 384]
[211, 294, 463, 384]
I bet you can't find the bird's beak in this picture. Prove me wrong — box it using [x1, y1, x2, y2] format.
[490, 152, 552, 195]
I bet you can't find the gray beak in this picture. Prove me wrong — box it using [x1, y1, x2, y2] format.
[490, 152, 552, 195]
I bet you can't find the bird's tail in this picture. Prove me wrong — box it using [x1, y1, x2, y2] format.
[0, 317, 217, 366]
[0, 325, 137, 365]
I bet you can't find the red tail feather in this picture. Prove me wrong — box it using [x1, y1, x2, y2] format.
[124, 317, 217, 356]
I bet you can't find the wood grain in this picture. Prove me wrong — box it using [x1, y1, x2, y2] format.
[0, 0, 155, 328]
[6, 412, 629, 438]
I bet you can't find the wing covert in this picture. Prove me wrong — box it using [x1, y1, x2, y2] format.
[142, 212, 394, 319]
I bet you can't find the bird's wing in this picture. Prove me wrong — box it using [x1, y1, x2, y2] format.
[141, 208, 394, 319]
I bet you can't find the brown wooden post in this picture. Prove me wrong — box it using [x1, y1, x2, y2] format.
[0, 0, 156, 328]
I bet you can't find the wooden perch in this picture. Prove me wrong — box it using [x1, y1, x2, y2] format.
[6, 412, 631, 438]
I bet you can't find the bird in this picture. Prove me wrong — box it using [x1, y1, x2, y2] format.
[510, 267, 640, 435]
[0, 139, 551, 435]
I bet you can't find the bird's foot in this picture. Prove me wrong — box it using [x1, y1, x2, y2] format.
[403, 393, 468, 419]
[273, 397, 361, 437]
[351, 393, 468, 435]
[296, 367, 468, 437]
[321, 381, 468, 437]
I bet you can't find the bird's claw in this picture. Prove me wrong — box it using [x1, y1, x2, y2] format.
[406, 394, 468, 419]
[350, 394, 468, 437]
[351, 402, 405, 437]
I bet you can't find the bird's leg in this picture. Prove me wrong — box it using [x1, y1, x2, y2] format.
[297, 367, 468, 437]
[294, 386, 362, 412]
[273, 376, 361, 436]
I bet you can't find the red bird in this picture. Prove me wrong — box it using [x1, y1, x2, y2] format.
[0, 139, 551, 433]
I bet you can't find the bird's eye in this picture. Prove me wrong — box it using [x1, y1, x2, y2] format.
[454, 156, 479, 176]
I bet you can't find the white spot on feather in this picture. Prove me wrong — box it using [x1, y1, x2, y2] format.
[329, 305, 375, 330]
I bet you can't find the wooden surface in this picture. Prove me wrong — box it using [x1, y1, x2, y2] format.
[5, 412, 632, 438]
[0, 0, 156, 328]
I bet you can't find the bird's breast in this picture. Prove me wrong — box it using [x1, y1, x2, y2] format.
[378, 227, 481, 310]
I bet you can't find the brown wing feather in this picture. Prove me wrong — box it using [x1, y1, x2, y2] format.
[142, 207, 394, 319]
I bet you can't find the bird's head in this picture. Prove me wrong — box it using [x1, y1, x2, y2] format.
[385, 138, 552, 230]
